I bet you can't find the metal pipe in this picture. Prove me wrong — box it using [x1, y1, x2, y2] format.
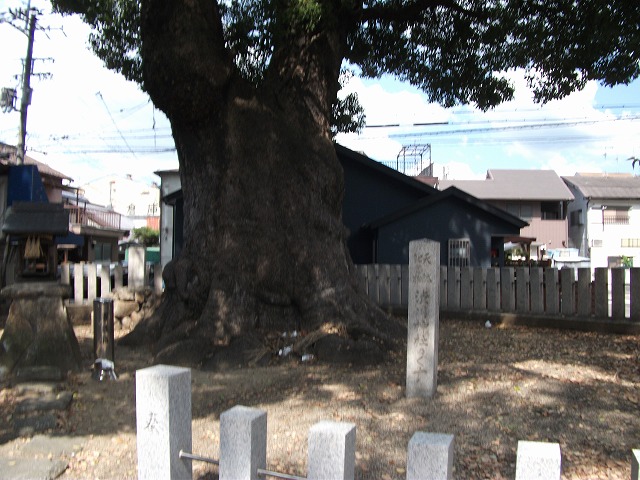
[257, 468, 306, 480]
[177, 450, 307, 479]
[178, 450, 219, 465]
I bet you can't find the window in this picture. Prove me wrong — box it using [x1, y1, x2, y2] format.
[622, 238, 640, 248]
[570, 209, 583, 226]
[95, 242, 112, 262]
[506, 203, 533, 220]
[602, 206, 630, 225]
[541, 201, 561, 220]
[448, 238, 470, 267]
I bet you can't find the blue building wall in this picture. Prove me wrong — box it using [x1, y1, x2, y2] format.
[7, 165, 49, 205]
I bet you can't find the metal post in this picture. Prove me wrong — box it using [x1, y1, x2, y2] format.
[93, 297, 116, 380]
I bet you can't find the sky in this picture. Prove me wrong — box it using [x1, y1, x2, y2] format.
[1, 1, 639, 195]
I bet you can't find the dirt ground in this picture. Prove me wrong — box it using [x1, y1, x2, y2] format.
[2, 316, 640, 479]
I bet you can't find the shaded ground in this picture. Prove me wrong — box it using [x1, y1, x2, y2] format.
[1, 316, 639, 479]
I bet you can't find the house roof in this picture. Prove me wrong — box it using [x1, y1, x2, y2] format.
[2, 202, 70, 235]
[335, 143, 437, 196]
[439, 169, 574, 201]
[561, 173, 640, 199]
[0, 143, 73, 182]
[366, 186, 529, 230]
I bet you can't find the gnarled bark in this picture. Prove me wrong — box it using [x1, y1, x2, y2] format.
[123, 0, 396, 365]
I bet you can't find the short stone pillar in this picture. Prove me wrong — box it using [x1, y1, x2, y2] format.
[308, 421, 356, 480]
[407, 432, 454, 480]
[220, 405, 267, 480]
[515, 441, 561, 480]
[0, 282, 81, 380]
[136, 365, 192, 480]
[632, 449, 640, 480]
[406, 239, 440, 398]
[128, 244, 146, 289]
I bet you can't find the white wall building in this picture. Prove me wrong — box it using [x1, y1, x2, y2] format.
[563, 173, 640, 269]
[80, 173, 161, 234]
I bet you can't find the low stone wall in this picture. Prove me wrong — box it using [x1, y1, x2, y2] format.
[110, 287, 161, 331]
[66, 286, 161, 330]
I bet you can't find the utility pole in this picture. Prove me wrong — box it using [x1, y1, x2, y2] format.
[16, 11, 36, 165]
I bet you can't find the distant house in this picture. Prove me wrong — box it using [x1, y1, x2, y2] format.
[0, 143, 128, 283]
[563, 173, 640, 269]
[438, 169, 574, 260]
[157, 145, 527, 268]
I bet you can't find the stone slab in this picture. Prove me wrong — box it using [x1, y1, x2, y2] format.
[407, 432, 454, 480]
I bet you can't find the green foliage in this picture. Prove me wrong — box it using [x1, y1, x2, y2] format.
[131, 226, 159, 247]
[50, 0, 640, 112]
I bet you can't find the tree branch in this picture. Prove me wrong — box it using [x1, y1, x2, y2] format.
[140, 0, 235, 122]
[360, 0, 484, 23]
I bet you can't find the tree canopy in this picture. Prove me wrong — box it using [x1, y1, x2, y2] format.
[52, 0, 640, 111]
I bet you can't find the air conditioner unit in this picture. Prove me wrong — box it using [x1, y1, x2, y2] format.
[591, 239, 603, 247]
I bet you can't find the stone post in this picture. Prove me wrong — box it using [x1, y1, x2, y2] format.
[136, 365, 192, 480]
[407, 432, 454, 480]
[530, 267, 544, 314]
[515, 441, 561, 480]
[632, 449, 640, 480]
[576, 268, 592, 317]
[473, 268, 486, 310]
[128, 244, 146, 289]
[611, 268, 626, 319]
[594, 268, 608, 318]
[460, 267, 473, 310]
[486, 267, 500, 311]
[219, 405, 267, 480]
[560, 268, 575, 316]
[545, 268, 559, 315]
[516, 267, 530, 313]
[631, 269, 640, 322]
[406, 239, 439, 398]
[308, 421, 356, 480]
[501, 267, 515, 312]
[447, 266, 460, 310]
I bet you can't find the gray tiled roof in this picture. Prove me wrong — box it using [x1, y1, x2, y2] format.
[438, 169, 574, 201]
[562, 173, 640, 199]
[2, 202, 70, 235]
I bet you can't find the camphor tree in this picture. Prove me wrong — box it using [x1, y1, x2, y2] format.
[51, 0, 639, 365]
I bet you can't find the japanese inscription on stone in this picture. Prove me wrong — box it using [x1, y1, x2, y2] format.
[406, 239, 439, 398]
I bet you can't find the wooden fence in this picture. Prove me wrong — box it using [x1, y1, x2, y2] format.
[355, 264, 640, 321]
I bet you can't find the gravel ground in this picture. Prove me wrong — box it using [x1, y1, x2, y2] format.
[2, 317, 639, 479]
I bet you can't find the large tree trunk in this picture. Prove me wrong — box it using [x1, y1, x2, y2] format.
[125, 0, 396, 365]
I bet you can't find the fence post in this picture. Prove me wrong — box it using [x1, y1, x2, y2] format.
[560, 268, 575, 316]
[136, 365, 192, 480]
[60, 263, 70, 285]
[594, 268, 608, 318]
[366, 265, 378, 303]
[516, 267, 530, 313]
[379, 264, 391, 306]
[544, 268, 559, 315]
[515, 441, 561, 480]
[87, 263, 98, 303]
[530, 267, 544, 314]
[632, 269, 640, 322]
[220, 405, 267, 480]
[486, 267, 500, 312]
[611, 268, 626, 320]
[114, 264, 124, 289]
[632, 449, 640, 480]
[501, 267, 515, 312]
[308, 421, 356, 480]
[447, 266, 460, 311]
[460, 267, 473, 310]
[440, 266, 448, 310]
[73, 263, 84, 304]
[100, 265, 111, 298]
[576, 268, 591, 317]
[473, 268, 486, 311]
[407, 432, 454, 480]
